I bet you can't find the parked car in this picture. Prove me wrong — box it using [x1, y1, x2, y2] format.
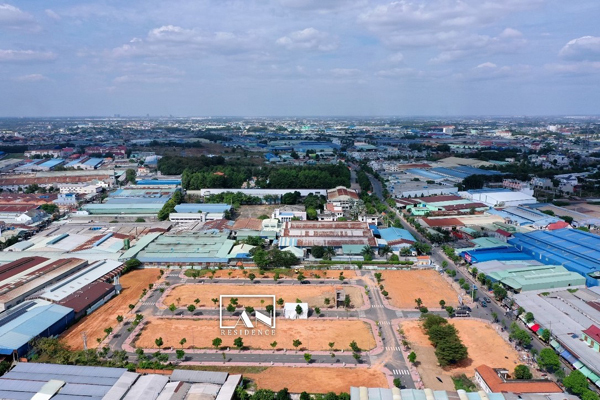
[481, 301, 487, 308]
[458, 305, 472, 312]
[484, 296, 491, 303]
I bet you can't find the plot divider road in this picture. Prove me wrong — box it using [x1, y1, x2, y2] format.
[107, 270, 417, 389]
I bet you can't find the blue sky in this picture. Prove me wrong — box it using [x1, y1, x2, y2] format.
[1, 0, 599, 117]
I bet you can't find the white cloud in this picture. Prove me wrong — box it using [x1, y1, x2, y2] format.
[111, 25, 260, 58]
[0, 3, 39, 31]
[45, 9, 61, 21]
[388, 52, 405, 64]
[330, 68, 360, 77]
[0, 49, 57, 62]
[376, 67, 423, 78]
[464, 62, 531, 80]
[545, 61, 600, 75]
[276, 28, 338, 51]
[13, 73, 48, 82]
[278, 0, 366, 12]
[499, 28, 523, 38]
[559, 36, 600, 61]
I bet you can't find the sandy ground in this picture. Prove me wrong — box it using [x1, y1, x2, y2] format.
[163, 284, 363, 308]
[236, 205, 279, 219]
[381, 270, 459, 309]
[193, 269, 357, 280]
[61, 269, 161, 350]
[245, 367, 388, 393]
[401, 319, 521, 391]
[135, 318, 375, 351]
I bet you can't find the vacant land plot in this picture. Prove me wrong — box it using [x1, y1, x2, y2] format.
[236, 205, 279, 219]
[401, 319, 521, 391]
[61, 268, 160, 350]
[163, 284, 363, 308]
[136, 318, 375, 351]
[381, 270, 459, 309]
[245, 367, 388, 393]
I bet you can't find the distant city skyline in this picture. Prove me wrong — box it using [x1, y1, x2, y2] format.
[1, 1, 599, 117]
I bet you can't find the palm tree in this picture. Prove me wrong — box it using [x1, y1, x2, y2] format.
[379, 245, 392, 260]
[361, 246, 374, 261]
[323, 246, 336, 261]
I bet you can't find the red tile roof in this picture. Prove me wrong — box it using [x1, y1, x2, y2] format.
[327, 187, 359, 200]
[413, 195, 462, 203]
[547, 221, 570, 230]
[583, 325, 600, 344]
[496, 229, 512, 237]
[475, 365, 562, 393]
[421, 217, 464, 227]
[232, 218, 263, 231]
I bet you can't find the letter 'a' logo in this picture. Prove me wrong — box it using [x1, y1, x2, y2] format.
[220, 295, 276, 329]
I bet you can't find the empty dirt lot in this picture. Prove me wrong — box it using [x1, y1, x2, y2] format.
[61, 268, 161, 350]
[401, 319, 521, 391]
[162, 283, 364, 308]
[135, 318, 376, 351]
[381, 270, 459, 309]
[245, 367, 388, 393]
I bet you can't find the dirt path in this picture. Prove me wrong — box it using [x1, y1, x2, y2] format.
[61, 269, 160, 350]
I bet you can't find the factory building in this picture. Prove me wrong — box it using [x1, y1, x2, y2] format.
[509, 229, 600, 286]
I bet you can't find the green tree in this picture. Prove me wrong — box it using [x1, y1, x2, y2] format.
[434, 336, 468, 366]
[176, 349, 185, 360]
[524, 312, 534, 323]
[293, 339, 302, 349]
[393, 378, 402, 388]
[538, 348, 560, 372]
[314, 306, 321, 316]
[116, 315, 123, 323]
[226, 304, 236, 313]
[270, 341, 278, 350]
[187, 304, 196, 313]
[312, 246, 325, 258]
[125, 168, 137, 184]
[361, 245, 374, 261]
[248, 273, 256, 282]
[304, 353, 312, 363]
[295, 304, 303, 316]
[155, 337, 163, 347]
[514, 365, 533, 380]
[266, 304, 274, 315]
[277, 297, 284, 307]
[245, 306, 255, 315]
[541, 329, 551, 342]
[439, 299, 446, 309]
[408, 351, 417, 364]
[212, 337, 223, 349]
[180, 338, 187, 347]
[563, 370, 589, 395]
[233, 337, 244, 349]
[493, 284, 508, 300]
[344, 294, 351, 308]
[374, 272, 382, 284]
[169, 303, 177, 314]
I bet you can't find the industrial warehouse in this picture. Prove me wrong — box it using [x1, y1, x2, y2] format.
[0, 363, 242, 400]
[0, 255, 123, 357]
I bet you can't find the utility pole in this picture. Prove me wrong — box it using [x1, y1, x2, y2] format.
[82, 332, 88, 351]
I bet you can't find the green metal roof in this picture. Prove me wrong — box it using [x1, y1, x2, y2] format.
[342, 244, 365, 255]
[488, 264, 586, 291]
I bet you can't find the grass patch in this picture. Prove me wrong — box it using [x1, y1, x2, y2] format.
[540, 292, 550, 296]
[452, 374, 477, 392]
[567, 288, 579, 293]
[184, 269, 211, 278]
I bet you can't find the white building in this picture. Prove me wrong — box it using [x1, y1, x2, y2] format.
[58, 182, 103, 194]
[283, 303, 308, 319]
[465, 190, 537, 208]
[272, 205, 307, 222]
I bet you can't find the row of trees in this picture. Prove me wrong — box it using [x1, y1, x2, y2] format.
[157, 190, 183, 221]
[422, 314, 468, 367]
[251, 248, 299, 269]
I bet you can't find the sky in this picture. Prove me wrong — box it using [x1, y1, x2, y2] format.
[1, 0, 600, 117]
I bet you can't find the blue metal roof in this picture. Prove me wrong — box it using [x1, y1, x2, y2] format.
[39, 158, 65, 168]
[82, 157, 103, 167]
[509, 229, 600, 286]
[405, 169, 445, 180]
[136, 179, 181, 185]
[461, 247, 532, 263]
[379, 227, 415, 243]
[0, 301, 73, 355]
[174, 203, 231, 213]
